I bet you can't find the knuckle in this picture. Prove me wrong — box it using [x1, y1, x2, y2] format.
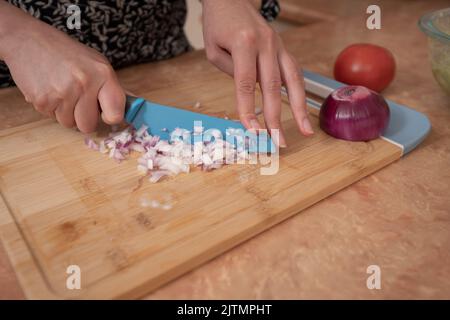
[74, 70, 90, 90]
[237, 78, 256, 95]
[262, 27, 277, 45]
[33, 94, 49, 112]
[63, 79, 82, 97]
[286, 69, 301, 84]
[206, 49, 219, 64]
[263, 78, 282, 92]
[98, 62, 114, 78]
[238, 29, 257, 45]
[51, 86, 66, 103]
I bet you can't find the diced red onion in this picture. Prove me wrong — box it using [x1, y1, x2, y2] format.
[84, 137, 99, 151]
[149, 170, 171, 183]
[85, 123, 248, 183]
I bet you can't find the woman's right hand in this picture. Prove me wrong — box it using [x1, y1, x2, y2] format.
[0, 3, 125, 133]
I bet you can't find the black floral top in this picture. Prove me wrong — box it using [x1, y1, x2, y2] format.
[0, 0, 280, 88]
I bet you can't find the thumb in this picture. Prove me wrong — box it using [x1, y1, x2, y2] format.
[98, 73, 126, 125]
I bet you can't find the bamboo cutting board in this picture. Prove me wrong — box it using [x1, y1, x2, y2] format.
[0, 82, 404, 299]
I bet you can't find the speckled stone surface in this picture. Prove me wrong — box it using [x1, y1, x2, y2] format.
[0, 0, 449, 299]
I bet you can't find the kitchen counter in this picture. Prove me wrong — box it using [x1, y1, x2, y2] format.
[278, 0, 421, 24]
[1, 0, 449, 299]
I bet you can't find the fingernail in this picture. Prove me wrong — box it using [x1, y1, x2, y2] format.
[303, 118, 314, 134]
[279, 136, 287, 148]
[273, 130, 287, 148]
[250, 119, 262, 129]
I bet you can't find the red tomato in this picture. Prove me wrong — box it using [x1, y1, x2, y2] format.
[334, 44, 396, 92]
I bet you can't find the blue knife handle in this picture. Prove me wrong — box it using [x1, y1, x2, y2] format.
[124, 95, 145, 124]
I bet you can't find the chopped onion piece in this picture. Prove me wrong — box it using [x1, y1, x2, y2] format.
[137, 164, 148, 175]
[84, 137, 99, 151]
[85, 123, 249, 184]
[149, 170, 171, 183]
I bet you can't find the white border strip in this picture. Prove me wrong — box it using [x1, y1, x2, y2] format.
[380, 136, 405, 154]
[304, 78, 334, 97]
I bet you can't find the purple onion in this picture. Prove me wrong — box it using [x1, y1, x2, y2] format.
[319, 86, 390, 141]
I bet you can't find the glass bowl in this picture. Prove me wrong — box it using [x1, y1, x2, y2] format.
[419, 7, 450, 95]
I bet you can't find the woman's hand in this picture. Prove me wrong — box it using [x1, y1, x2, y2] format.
[0, 3, 125, 133]
[202, 0, 313, 147]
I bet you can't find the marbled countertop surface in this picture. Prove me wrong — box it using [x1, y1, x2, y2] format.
[0, 0, 449, 299]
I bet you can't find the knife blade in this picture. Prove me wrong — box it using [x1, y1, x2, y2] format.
[124, 95, 275, 153]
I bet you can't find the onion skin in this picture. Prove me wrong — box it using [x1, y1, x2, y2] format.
[319, 86, 390, 142]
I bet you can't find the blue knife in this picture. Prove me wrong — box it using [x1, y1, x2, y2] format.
[124, 95, 275, 153]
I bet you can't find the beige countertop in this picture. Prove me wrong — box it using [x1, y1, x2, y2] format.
[1, 0, 449, 299]
[278, 0, 416, 24]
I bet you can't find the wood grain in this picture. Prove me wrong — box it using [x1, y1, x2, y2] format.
[0, 83, 402, 298]
[0, 0, 448, 301]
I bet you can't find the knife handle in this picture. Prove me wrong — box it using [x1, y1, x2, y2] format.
[124, 94, 145, 124]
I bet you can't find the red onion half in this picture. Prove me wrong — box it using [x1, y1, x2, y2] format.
[319, 85, 390, 141]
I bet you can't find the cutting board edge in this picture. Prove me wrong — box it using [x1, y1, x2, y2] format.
[0, 193, 60, 299]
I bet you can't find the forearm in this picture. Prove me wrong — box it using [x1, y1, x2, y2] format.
[0, 2, 37, 61]
[201, 0, 260, 11]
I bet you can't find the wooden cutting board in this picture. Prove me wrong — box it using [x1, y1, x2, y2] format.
[0, 81, 403, 299]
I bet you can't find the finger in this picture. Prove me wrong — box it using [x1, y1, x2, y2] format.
[54, 85, 79, 128]
[207, 46, 234, 77]
[98, 69, 126, 125]
[233, 46, 262, 130]
[33, 94, 56, 117]
[74, 90, 99, 133]
[54, 96, 77, 128]
[258, 49, 287, 147]
[279, 52, 313, 136]
[48, 109, 57, 120]
[44, 98, 59, 120]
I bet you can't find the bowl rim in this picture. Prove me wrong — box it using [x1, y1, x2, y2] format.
[418, 7, 450, 43]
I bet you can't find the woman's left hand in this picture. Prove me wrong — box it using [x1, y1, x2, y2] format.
[202, 0, 314, 148]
